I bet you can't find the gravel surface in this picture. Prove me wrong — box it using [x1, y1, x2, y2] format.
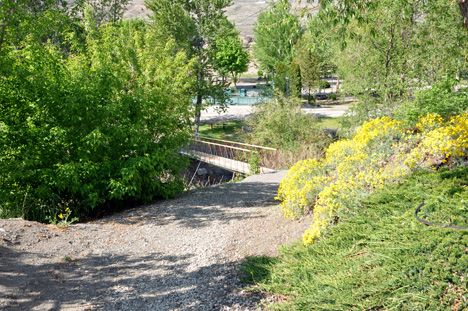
[0, 171, 313, 311]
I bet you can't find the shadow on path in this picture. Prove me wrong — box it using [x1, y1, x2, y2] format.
[0, 246, 263, 310]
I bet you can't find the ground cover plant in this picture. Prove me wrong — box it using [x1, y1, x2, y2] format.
[243, 166, 468, 310]
[276, 113, 468, 245]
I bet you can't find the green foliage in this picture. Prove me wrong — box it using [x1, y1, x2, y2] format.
[253, 0, 302, 73]
[242, 96, 333, 166]
[85, 0, 131, 26]
[328, 92, 337, 100]
[273, 61, 302, 98]
[248, 152, 261, 175]
[399, 77, 468, 122]
[0, 19, 194, 222]
[212, 36, 249, 86]
[318, 80, 330, 89]
[274, 62, 288, 95]
[244, 166, 468, 310]
[335, 0, 468, 128]
[295, 39, 320, 104]
[288, 62, 302, 98]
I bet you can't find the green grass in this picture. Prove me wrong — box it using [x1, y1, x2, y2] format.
[198, 117, 343, 143]
[198, 120, 244, 141]
[242, 166, 468, 310]
[317, 117, 343, 129]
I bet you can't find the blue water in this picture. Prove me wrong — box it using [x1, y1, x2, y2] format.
[228, 96, 268, 105]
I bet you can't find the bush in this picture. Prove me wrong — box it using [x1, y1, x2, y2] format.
[398, 77, 468, 122]
[277, 113, 468, 245]
[242, 96, 333, 168]
[319, 79, 331, 89]
[0, 21, 194, 222]
[328, 92, 337, 100]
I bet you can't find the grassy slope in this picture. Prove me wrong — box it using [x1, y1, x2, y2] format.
[243, 167, 468, 310]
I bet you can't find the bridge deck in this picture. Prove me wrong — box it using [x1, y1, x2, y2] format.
[182, 150, 276, 175]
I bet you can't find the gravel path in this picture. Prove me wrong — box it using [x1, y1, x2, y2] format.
[0, 171, 312, 311]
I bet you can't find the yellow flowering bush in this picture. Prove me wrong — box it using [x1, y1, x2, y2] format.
[277, 113, 468, 245]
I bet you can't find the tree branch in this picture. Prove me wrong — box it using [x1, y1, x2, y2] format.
[459, 0, 468, 32]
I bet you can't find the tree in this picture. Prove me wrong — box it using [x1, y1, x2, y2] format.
[460, 0, 468, 31]
[295, 40, 320, 105]
[212, 36, 249, 86]
[253, 0, 302, 74]
[318, 0, 468, 124]
[0, 0, 79, 54]
[288, 61, 302, 98]
[315, 0, 468, 34]
[145, 0, 236, 134]
[0, 17, 195, 221]
[274, 62, 289, 95]
[85, 0, 132, 27]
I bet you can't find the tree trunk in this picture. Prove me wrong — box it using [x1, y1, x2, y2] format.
[232, 71, 237, 87]
[460, 0, 468, 32]
[193, 93, 202, 135]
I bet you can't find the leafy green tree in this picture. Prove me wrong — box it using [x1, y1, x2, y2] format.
[85, 0, 132, 26]
[329, 0, 468, 126]
[274, 62, 288, 95]
[316, 0, 468, 33]
[295, 39, 320, 104]
[253, 0, 302, 74]
[0, 18, 195, 221]
[288, 61, 302, 98]
[0, 0, 82, 54]
[145, 0, 236, 134]
[212, 36, 249, 86]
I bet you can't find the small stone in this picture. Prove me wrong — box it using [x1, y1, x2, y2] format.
[197, 168, 208, 175]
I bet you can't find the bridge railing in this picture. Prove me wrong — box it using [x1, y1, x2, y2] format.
[196, 136, 279, 169]
[182, 136, 279, 173]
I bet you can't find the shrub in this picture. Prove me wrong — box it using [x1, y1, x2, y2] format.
[328, 92, 337, 100]
[276, 113, 468, 245]
[399, 77, 468, 122]
[319, 79, 330, 89]
[242, 96, 333, 167]
[0, 21, 194, 222]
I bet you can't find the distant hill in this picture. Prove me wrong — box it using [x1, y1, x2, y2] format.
[123, 0, 310, 37]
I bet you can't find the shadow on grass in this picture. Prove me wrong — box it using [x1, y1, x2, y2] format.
[240, 255, 277, 285]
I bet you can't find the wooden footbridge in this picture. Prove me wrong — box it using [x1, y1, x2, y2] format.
[181, 136, 278, 175]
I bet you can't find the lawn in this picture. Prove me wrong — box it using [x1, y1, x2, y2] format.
[198, 117, 343, 143]
[198, 120, 244, 141]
